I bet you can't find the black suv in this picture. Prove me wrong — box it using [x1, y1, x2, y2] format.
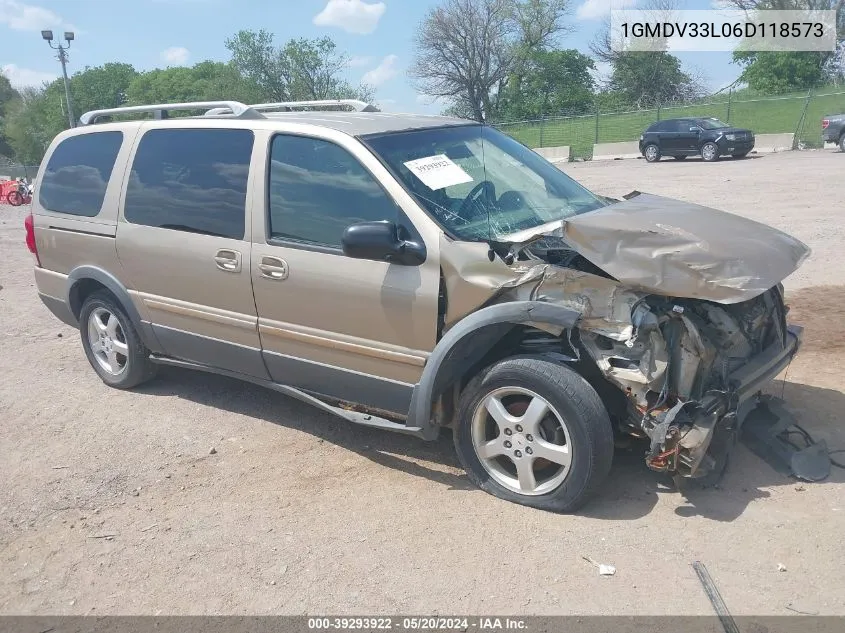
[639, 117, 755, 163]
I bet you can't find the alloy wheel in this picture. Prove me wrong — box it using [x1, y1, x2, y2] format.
[87, 307, 129, 376]
[470, 386, 573, 495]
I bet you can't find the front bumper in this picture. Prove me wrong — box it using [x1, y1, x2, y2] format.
[721, 139, 755, 155]
[652, 325, 802, 477]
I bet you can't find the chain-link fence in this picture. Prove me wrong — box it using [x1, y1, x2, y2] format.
[494, 88, 845, 160]
[0, 162, 39, 181]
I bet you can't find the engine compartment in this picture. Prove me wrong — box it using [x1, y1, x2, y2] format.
[519, 240, 790, 477]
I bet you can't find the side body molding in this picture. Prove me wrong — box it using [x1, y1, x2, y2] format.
[406, 301, 582, 440]
[66, 265, 164, 353]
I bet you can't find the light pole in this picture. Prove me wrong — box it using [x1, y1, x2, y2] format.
[41, 30, 76, 129]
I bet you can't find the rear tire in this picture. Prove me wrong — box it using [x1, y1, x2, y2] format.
[79, 291, 157, 389]
[453, 357, 614, 513]
[701, 142, 720, 162]
[644, 144, 661, 162]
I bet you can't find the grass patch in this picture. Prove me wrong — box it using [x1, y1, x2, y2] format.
[497, 86, 845, 158]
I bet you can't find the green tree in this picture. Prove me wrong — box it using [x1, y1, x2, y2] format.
[497, 49, 594, 120]
[4, 63, 141, 163]
[126, 61, 263, 105]
[3, 86, 56, 164]
[608, 52, 702, 108]
[70, 62, 138, 112]
[0, 72, 21, 159]
[225, 30, 372, 102]
[732, 52, 826, 94]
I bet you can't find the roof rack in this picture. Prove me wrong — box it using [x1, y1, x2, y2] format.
[79, 101, 264, 125]
[203, 99, 379, 116]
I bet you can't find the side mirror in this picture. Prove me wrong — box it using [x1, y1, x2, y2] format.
[341, 221, 426, 266]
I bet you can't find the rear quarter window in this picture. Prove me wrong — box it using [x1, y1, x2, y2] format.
[38, 131, 123, 217]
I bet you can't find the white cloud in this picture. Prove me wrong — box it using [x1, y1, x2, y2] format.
[313, 0, 386, 35]
[576, 0, 636, 21]
[160, 46, 190, 66]
[1, 63, 56, 87]
[347, 55, 374, 68]
[0, 0, 76, 32]
[362, 54, 399, 86]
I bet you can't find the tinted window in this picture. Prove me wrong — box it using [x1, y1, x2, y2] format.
[268, 135, 399, 248]
[39, 131, 123, 216]
[698, 118, 730, 130]
[647, 121, 670, 133]
[124, 128, 253, 239]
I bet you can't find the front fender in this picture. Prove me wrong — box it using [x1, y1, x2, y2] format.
[406, 301, 581, 440]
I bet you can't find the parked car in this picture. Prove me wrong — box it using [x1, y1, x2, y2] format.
[822, 113, 845, 151]
[639, 117, 755, 162]
[26, 99, 809, 512]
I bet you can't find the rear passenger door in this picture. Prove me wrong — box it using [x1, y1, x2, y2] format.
[249, 131, 441, 416]
[116, 124, 270, 379]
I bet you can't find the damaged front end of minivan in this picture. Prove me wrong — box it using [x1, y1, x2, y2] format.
[440, 192, 828, 482]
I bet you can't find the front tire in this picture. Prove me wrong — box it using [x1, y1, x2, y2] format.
[79, 291, 157, 389]
[644, 144, 661, 162]
[454, 357, 614, 512]
[701, 142, 720, 162]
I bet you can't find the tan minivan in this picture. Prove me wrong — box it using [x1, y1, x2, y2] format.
[27, 99, 817, 511]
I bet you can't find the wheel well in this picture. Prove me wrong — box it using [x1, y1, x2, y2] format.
[68, 278, 112, 319]
[432, 324, 581, 428]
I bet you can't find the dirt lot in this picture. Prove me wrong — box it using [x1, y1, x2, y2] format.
[1, 150, 844, 616]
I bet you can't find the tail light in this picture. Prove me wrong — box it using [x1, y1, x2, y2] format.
[24, 213, 41, 267]
[822, 119, 829, 129]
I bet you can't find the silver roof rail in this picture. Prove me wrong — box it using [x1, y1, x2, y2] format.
[204, 99, 379, 116]
[79, 101, 264, 125]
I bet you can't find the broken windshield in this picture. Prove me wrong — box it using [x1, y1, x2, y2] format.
[362, 125, 606, 242]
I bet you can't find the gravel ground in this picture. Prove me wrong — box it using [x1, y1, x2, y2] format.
[1, 150, 843, 616]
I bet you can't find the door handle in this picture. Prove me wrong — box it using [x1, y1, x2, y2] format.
[258, 256, 289, 280]
[214, 249, 242, 273]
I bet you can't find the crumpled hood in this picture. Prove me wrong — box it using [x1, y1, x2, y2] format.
[558, 192, 810, 304]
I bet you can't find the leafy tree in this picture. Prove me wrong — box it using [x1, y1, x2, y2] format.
[412, 0, 572, 122]
[70, 62, 138, 112]
[607, 52, 703, 108]
[3, 86, 56, 164]
[722, 0, 843, 90]
[0, 72, 21, 159]
[589, 0, 704, 109]
[225, 30, 372, 102]
[4, 63, 140, 163]
[127, 61, 262, 105]
[497, 49, 594, 120]
[732, 52, 826, 94]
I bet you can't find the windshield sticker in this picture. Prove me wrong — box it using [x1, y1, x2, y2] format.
[403, 154, 473, 190]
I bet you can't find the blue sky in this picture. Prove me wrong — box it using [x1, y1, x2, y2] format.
[1, 0, 739, 115]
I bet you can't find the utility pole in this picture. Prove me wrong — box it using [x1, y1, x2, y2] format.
[41, 30, 76, 129]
